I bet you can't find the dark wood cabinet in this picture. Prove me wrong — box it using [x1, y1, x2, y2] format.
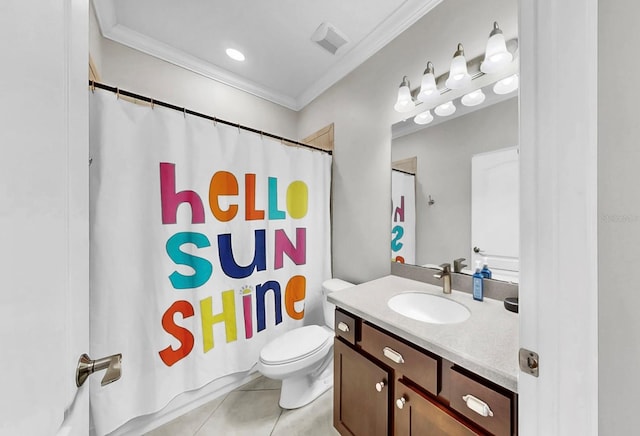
[394, 379, 482, 436]
[333, 309, 518, 436]
[333, 338, 390, 436]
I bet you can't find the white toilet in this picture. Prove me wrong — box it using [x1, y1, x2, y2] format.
[256, 278, 354, 409]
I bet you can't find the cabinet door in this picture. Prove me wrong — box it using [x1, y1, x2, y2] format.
[334, 339, 389, 436]
[394, 380, 483, 436]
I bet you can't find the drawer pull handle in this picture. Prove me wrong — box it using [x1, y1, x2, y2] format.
[396, 396, 407, 409]
[462, 394, 494, 417]
[383, 347, 404, 364]
[375, 380, 386, 392]
[337, 322, 350, 332]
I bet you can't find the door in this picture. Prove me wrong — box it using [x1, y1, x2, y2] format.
[394, 380, 481, 436]
[0, 0, 89, 434]
[471, 147, 519, 280]
[334, 339, 389, 436]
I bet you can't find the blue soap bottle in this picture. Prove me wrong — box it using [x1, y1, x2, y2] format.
[481, 257, 492, 279]
[473, 260, 484, 301]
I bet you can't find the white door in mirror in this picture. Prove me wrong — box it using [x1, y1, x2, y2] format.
[471, 147, 519, 280]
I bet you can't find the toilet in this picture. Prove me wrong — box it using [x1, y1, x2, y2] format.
[256, 278, 354, 409]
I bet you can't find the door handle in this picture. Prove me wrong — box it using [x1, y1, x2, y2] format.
[76, 353, 122, 387]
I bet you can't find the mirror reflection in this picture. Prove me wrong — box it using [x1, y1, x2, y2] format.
[391, 94, 519, 282]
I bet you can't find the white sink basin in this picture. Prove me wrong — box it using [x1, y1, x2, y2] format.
[387, 292, 471, 324]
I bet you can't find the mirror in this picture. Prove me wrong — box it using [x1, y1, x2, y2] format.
[391, 94, 519, 282]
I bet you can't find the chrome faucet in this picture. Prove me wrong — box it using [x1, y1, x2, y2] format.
[433, 263, 452, 294]
[453, 258, 467, 273]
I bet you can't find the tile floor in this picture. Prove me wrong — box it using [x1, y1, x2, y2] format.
[146, 376, 340, 436]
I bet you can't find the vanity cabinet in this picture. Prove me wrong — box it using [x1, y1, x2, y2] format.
[333, 308, 517, 436]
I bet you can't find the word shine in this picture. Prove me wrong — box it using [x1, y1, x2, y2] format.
[158, 162, 311, 366]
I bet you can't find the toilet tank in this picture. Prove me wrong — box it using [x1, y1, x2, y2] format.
[321, 278, 355, 329]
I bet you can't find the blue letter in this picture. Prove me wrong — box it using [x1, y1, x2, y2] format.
[256, 280, 283, 332]
[218, 229, 267, 279]
[166, 232, 212, 289]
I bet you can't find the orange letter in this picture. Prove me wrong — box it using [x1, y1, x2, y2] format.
[245, 173, 265, 220]
[285, 275, 306, 320]
[209, 171, 239, 222]
[159, 300, 195, 366]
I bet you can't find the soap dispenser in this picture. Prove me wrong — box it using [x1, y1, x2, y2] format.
[473, 260, 484, 301]
[481, 257, 492, 279]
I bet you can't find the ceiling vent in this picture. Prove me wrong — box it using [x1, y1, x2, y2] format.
[311, 22, 349, 55]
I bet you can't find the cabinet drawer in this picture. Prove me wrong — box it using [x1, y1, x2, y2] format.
[360, 322, 439, 395]
[449, 367, 513, 436]
[334, 309, 358, 345]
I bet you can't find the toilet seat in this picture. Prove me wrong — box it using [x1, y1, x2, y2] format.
[260, 325, 331, 365]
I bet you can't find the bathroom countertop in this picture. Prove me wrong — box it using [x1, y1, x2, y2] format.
[327, 275, 519, 393]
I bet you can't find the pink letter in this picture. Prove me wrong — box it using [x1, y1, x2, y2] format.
[160, 163, 205, 224]
[274, 228, 306, 269]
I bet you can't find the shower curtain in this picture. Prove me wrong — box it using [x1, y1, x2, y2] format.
[89, 89, 332, 434]
[391, 169, 416, 264]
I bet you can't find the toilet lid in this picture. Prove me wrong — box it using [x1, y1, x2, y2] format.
[260, 325, 331, 365]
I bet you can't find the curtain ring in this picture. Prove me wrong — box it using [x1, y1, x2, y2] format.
[237, 123, 241, 133]
[213, 117, 217, 126]
[150, 98, 154, 109]
[90, 80, 95, 93]
[116, 87, 120, 99]
[183, 107, 186, 118]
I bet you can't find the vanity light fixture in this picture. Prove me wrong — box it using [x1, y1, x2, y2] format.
[417, 61, 439, 104]
[445, 43, 472, 90]
[226, 48, 245, 62]
[394, 76, 415, 113]
[493, 74, 519, 94]
[480, 22, 513, 74]
[461, 89, 486, 107]
[434, 101, 456, 117]
[414, 110, 434, 125]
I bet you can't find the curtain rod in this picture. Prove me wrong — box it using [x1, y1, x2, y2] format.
[392, 168, 415, 176]
[89, 81, 332, 155]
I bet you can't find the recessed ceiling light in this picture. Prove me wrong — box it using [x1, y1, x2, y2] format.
[226, 48, 245, 62]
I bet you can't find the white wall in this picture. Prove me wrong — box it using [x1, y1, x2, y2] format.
[598, 2, 640, 433]
[392, 98, 518, 267]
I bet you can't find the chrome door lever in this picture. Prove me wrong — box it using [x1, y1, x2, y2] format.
[76, 353, 122, 387]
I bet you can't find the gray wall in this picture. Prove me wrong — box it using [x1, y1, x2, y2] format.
[392, 98, 518, 267]
[598, 2, 640, 433]
[298, 0, 517, 284]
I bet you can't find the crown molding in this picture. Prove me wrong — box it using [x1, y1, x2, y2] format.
[93, 0, 443, 111]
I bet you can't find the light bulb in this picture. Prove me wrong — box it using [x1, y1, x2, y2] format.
[434, 101, 456, 117]
[445, 44, 471, 90]
[493, 74, 519, 94]
[394, 76, 415, 113]
[480, 22, 513, 74]
[461, 89, 486, 107]
[417, 62, 439, 103]
[414, 110, 434, 125]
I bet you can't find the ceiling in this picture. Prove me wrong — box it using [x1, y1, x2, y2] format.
[92, 0, 442, 111]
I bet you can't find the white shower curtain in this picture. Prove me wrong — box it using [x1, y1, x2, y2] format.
[391, 169, 416, 264]
[89, 89, 332, 434]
